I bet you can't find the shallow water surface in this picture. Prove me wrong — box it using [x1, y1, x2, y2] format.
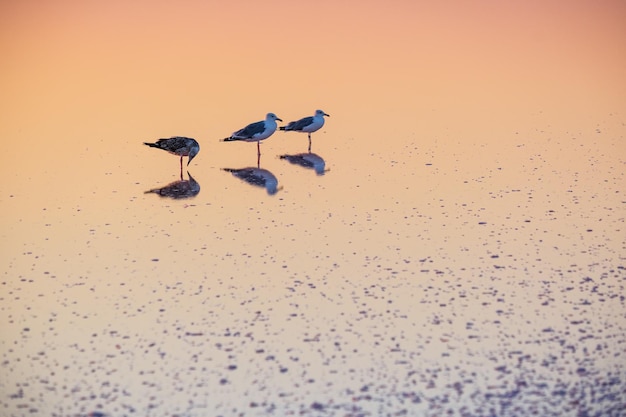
[1, 1, 625, 416]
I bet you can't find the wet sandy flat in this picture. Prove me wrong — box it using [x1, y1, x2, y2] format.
[1, 1, 625, 416]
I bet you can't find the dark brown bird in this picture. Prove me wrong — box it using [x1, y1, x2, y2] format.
[144, 136, 200, 173]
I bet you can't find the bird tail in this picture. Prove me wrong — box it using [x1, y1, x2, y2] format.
[221, 137, 240, 142]
[280, 122, 296, 131]
[143, 142, 159, 148]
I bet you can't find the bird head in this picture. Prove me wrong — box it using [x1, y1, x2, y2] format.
[267, 113, 283, 122]
[187, 143, 200, 165]
[316, 110, 330, 118]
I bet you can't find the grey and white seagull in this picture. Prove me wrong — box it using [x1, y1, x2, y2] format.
[280, 110, 329, 151]
[144, 136, 200, 173]
[222, 113, 282, 161]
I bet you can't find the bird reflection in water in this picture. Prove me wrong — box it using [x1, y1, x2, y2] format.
[279, 132, 328, 175]
[145, 172, 200, 199]
[279, 153, 327, 175]
[222, 167, 281, 195]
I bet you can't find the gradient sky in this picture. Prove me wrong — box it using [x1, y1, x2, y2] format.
[2, 1, 625, 135]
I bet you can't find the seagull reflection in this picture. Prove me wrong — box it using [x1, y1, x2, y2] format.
[222, 167, 281, 195]
[279, 153, 328, 175]
[145, 172, 200, 199]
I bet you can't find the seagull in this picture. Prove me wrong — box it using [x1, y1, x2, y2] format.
[280, 110, 329, 151]
[144, 137, 200, 173]
[222, 113, 282, 162]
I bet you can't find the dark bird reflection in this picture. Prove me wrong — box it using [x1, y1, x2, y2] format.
[222, 167, 281, 195]
[145, 172, 200, 199]
[279, 152, 327, 175]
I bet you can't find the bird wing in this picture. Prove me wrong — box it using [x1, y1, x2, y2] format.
[156, 136, 192, 149]
[233, 120, 265, 139]
[285, 116, 314, 131]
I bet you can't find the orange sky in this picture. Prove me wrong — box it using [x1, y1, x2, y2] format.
[2, 1, 625, 116]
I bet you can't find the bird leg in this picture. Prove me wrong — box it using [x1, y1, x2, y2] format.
[308, 133, 312, 153]
[257, 142, 261, 168]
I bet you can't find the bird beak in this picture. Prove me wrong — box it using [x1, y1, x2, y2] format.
[325, 113, 330, 117]
[277, 117, 283, 122]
